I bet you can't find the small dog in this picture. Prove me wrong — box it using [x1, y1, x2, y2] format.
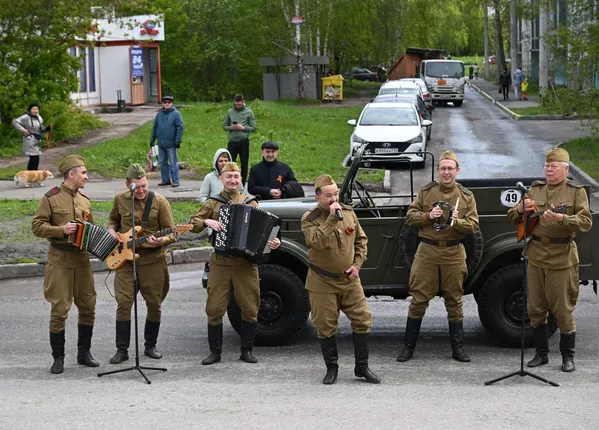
[14, 170, 54, 188]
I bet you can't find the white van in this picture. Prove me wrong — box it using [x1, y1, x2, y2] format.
[419, 60, 465, 107]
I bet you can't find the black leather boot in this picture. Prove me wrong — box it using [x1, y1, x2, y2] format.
[397, 317, 422, 362]
[527, 323, 549, 367]
[77, 324, 99, 367]
[144, 320, 163, 359]
[50, 331, 65, 374]
[320, 336, 339, 385]
[449, 321, 471, 362]
[110, 320, 131, 364]
[202, 324, 223, 365]
[560, 332, 576, 372]
[240, 321, 258, 363]
[353, 333, 381, 384]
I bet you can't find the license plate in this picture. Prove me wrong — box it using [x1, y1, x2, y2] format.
[438, 79, 446, 85]
[375, 148, 399, 154]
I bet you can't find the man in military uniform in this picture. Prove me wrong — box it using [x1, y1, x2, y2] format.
[301, 174, 380, 385]
[190, 162, 280, 365]
[398, 150, 479, 363]
[32, 155, 99, 374]
[507, 148, 591, 372]
[107, 164, 176, 364]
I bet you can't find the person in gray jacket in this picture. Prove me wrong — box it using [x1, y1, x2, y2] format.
[223, 94, 256, 185]
[198, 148, 244, 204]
[513, 67, 524, 101]
[13, 102, 52, 171]
[150, 95, 184, 187]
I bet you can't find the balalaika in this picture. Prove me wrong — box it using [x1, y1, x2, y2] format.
[67, 220, 119, 261]
[212, 202, 281, 264]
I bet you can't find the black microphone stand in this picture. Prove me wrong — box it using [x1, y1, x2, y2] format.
[485, 184, 558, 387]
[98, 185, 167, 384]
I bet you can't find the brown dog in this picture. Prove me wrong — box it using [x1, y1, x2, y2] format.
[14, 170, 54, 188]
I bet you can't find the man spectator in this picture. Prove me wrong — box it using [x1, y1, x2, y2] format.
[150, 95, 184, 188]
[499, 68, 512, 101]
[223, 94, 256, 185]
[248, 141, 304, 200]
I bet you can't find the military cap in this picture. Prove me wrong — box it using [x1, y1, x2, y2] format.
[314, 174, 336, 191]
[220, 162, 241, 174]
[546, 147, 569, 163]
[439, 150, 458, 164]
[59, 155, 86, 175]
[262, 141, 279, 150]
[126, 163, 146, 180]
[162, 95, 174, 102]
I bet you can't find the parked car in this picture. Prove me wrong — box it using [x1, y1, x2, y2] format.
[399, 78, 432, 106]
[346, 102, 431, 167]
[351, 67, 378, 81]
[378, 80, 423, 99]
[372, 93, 433, 139]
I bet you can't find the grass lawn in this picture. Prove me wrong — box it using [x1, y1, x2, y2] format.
[562, 136, 599, 181]
[79, 100, 365, 183]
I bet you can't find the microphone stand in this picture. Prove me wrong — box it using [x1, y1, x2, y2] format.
[98, 185, 167, 384]
[485, 184, 558, 387]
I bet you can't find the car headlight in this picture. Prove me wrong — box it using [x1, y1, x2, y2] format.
[352, 134, 368, 145]
[406, 134, 423, 144]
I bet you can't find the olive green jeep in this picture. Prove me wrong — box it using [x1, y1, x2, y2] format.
[226, 147, 599, 347]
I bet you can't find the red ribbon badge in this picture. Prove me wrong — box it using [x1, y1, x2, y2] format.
[345, 226, 355, 235]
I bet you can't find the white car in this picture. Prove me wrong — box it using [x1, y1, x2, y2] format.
[346, 102, 432, 168]
[378, 81, 423, 99]
[398, 78, 432, 106]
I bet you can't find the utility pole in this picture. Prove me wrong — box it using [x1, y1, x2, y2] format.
[510, 0, 517, 73]
[539, 4, 549, 100]
[484, 0, 490, 79]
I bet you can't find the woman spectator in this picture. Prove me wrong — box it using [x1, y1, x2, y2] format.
[198, 148, 244, 203]
[13, 102, 52, 171]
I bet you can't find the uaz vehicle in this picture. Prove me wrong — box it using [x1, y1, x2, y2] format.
[420, 59, 466, 107]
[225, 148, 599, 349]
[345, 102, 431, 167]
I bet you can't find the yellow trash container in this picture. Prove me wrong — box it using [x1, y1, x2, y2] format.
[321, 75, 344, 103]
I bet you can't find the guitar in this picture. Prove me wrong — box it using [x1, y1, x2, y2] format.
[105, 224, 193, 270]
[517, 204, 567, 242]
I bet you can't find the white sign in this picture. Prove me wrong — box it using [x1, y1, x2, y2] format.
[500, 189, 522, 207]
[292, 16, 303, 25]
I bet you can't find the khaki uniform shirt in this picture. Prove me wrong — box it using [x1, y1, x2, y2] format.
[301, 204, 367, 292]
[507, 179, 592, 269]
[32, 183, 93, 268]
[406, 181, 479, 264]
[190, 189, 259, 265]
[107, 191, 176, 265]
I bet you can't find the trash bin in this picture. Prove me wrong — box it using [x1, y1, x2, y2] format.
[321, 75, 344, 103]
[116, 90, 125, 113]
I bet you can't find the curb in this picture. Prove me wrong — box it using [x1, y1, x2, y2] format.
[558, 143, 599, 191]
[468, 82, 590, 121]
[0, 246, 213, 281]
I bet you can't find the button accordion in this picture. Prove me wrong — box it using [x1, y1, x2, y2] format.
[212, 204, 281, 263]
[67, 220, 120, 261]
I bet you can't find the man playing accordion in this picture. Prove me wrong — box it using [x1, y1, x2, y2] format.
[32, 155, 99, 375]
[191, 162, 280, 365]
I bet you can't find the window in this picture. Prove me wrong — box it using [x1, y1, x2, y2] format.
[149, 48, 158, 97]
[79, 48, 87, 92]
[88, 47, 96, 92]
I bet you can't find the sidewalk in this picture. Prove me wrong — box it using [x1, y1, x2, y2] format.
[467, 77, 540, 109]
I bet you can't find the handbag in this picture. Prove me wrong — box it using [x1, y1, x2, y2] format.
[498, 87, 502, 94]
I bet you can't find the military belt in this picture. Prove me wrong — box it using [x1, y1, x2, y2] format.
[309, 264, 346, 279]
[136, 247, 162, 256]
[531, 235, 573, 245]
[419, 237, 461, 248]
[50, 242, 85, 254]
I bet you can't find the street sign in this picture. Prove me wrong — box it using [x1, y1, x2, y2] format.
[292, 16, 303, 25]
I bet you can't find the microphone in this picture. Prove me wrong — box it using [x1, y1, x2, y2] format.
[129, 183, 136, 193]
[335, 209, 343, 221]
[515, 182, 527, 193]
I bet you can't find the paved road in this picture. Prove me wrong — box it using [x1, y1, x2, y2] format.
[1, 264, 599, 429]
[390, 85, 591, 198]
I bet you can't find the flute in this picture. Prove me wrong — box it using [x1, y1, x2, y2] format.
[450, 197, 460, 227]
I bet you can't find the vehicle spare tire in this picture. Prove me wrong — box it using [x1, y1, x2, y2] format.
[227, 264, 310, 346]
[397, 223, 484, 274]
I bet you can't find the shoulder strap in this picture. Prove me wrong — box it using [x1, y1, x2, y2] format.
[531, 180, 546, 188]
[45, 186, 60, 198]
[566, 179, 583, 188]
[242, 195, 257, 204]
[456, 183, 473, 196]
[305, 208, 321, 221]
[141, 191, 155, 229]
[208, 194, 231, 205]
[421, 181, 437, 191]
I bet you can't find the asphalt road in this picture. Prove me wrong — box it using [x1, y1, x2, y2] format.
[1, 263, 598, 429]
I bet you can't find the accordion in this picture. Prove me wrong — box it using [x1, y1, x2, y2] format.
[67, 220, 119, 262]
[212, 204, 281, 263]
